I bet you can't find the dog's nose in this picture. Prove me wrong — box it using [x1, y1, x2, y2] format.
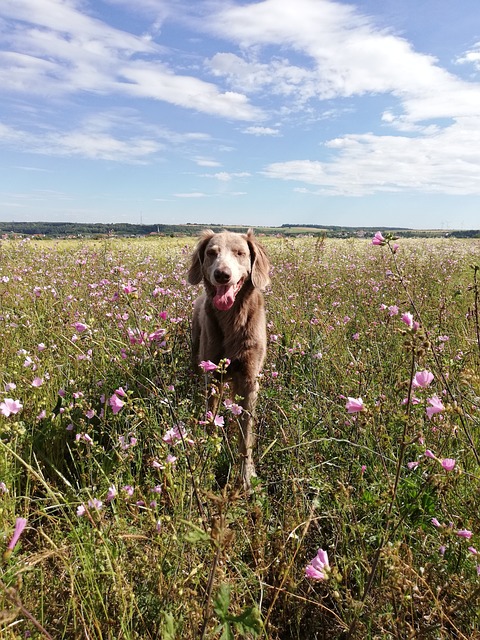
[214, 268, 231, 284]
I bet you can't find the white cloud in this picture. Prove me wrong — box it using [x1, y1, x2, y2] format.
[457, 43, 480, 71]
[204, 0, 480, 125]
[263, 116, 480, 196]
[0, 0, 263, 120]
[119, 62, 263, 120]
[0, 113, 163, 163]
[243, 126, 280, 136]
[194, 157, 222, 167]
[173, 192, 209, 198]
[202, 171, 251, 181]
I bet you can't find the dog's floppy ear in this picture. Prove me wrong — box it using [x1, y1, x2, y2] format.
[246, 229, 270, 290]
[187, 229, 215, 285]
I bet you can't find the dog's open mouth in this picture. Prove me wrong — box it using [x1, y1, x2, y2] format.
[213, 278, 244, 311]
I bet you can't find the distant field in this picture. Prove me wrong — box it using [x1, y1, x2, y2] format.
[1, 234, 480, 638]
[1, 220, 478, 239]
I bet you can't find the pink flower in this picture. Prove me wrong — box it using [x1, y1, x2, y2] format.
[31, 376, 44, 387]
[6, 517, 27, 552]
[426, 395, 445, 419]
[75, 433, 93, 445]
[87, 498, 103, 511]
[431, 518, 442, 528]
[204, 411, 225, 427]
[122, 282, 137, 294]
[345, 397, 365, 413]
[118, 435, 137, 450]
[401, 312, 414, 328]
[412, 370, 434, 389]
[456, 529, 473, 539]
[224, 399, 243, 415]
[73, 322, 88, 333]
[162, 423, 194, 445]
[77, 504, 86, 517]
[388, 305, 399, 316]
[441, 458, 456, 471]
[109, 393, 125, 415]
[199, 360, 217, 372]
[106, 486, 117, 502]
[305, 548, 330, 580]
[407, 461, 420, 470]
[372, 231, 386, 246]
[424, 449, 436, 459]
[114, 386, 127, 397]
[0, 398, 23, 417]
[468, 546, 478, 555]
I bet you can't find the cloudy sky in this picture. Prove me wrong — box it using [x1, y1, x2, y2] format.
[1, 0, 480, 229]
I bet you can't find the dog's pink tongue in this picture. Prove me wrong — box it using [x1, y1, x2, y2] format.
[214, 285, 236, 311]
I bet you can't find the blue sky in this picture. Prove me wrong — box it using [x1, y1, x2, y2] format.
[1, 0, 480, 229]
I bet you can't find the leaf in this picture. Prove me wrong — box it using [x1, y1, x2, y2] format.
[180, 519, 210, 544]
[160, 612, 176, 640]
[228, 606, 262, 636]
[213, 583, 231, 622]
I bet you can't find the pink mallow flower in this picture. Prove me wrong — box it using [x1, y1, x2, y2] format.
[199, 360, 217, 372]
[224, 399, 243, 415]
[203, 411, 225, 427]
[456, 529, 473, 539]
[401, 312, 414, 328]
[412, 370, 434, 389]
[106, 486, 117, 502]
[109, 393, 125, 415]
[73, 322, 88, 333]
[6, 517, 27, 554]
[305, 548, 330, 580]
[441, 458, 456, 471]
[162, 423, 194, 445]
[426, 395, 445, 419]
[345, 397, 365, 413]
[0, 398, 23, 417]
[372, 231, 386, 246]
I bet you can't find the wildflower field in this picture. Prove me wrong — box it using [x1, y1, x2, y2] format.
[1, 233, 480, 639]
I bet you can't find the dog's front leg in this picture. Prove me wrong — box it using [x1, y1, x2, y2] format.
[235, 376, 259, 491]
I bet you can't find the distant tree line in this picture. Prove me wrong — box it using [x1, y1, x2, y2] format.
[0, 221, 478, 239]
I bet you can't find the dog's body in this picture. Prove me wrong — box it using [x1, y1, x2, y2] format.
[188, 229, 270, 490]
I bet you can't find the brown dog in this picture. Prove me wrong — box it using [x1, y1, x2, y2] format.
[188, 229, 270, 490]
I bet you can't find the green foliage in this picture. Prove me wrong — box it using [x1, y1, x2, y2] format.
[213, 584, 262, 639]
[1, 235, 480, 639]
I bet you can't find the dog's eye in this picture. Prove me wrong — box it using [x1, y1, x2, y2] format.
[206, 248, 218, 257]
[235, 249, 246, 257]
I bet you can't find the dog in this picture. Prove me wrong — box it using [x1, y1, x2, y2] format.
[188, 229, 270, 490]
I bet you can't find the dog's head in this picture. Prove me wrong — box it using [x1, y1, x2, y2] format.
[188, 229, 270, 311]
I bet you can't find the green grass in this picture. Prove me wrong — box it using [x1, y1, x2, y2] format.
[1, 233, 480, 639]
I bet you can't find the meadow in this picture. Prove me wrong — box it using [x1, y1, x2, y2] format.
[1, 232, 480, 639]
